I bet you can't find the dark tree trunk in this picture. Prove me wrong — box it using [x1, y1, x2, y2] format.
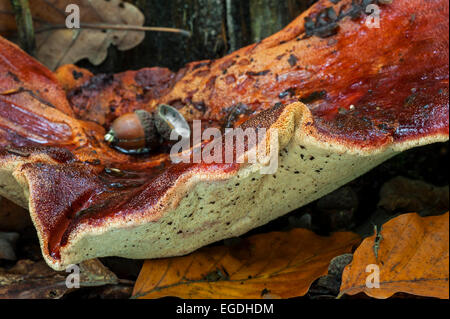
[77, 0, 316, 73]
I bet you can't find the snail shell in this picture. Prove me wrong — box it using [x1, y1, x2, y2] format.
[154, 104, 191, 140]
[104, 105, 190, 153]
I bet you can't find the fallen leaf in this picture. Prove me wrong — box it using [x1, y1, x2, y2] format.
[339, 212, 449, 299]
[81, 284, 134, 299]
[378, 176, 449, 216]
[354, 177, 449, 238]
[0, 2, 15, 37]
[78, 259, 120, 287]
[132, 229, 360, 299]
[0, 258, 118, 299]
[0, 0, 145, 70]
[0, 231, 19, 260]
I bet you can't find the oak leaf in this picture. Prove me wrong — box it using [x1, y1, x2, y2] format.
[0, 259, 118, 299]
[0, 0, 145, 70]
[339, 212, 449, 299]
[132, 229, 360, 299]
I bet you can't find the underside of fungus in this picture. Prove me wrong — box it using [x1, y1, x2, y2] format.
[0, 0, 448, 270]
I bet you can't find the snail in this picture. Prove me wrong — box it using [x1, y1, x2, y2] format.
[104, 104, 190, 154]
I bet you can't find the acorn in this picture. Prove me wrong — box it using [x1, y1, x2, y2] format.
[104, 104, 190, 154]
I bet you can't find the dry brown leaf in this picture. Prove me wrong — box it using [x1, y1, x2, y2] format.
[77, 259, 120, 287]
[132, 229, 361, 299]
[82, 284, 133, 299]
[378, 177, 449, 216]
[340, 212, 449, 299]
[0, 258, 118, 299]
[0, 0, 145, 70]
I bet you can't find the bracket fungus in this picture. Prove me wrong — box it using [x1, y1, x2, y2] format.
[0, 0, 448, 270]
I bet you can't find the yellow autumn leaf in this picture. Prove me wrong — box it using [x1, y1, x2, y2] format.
[340, 212, 449, 299]
[133, 228, 360, 299]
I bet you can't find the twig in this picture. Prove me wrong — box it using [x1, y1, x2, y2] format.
[9, 0, 35, 55]
[35, 23, 192, 37]
[373, 224, 383, 263]
[118, 279, 136, 286]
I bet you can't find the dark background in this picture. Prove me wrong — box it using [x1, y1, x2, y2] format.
[78, 0, 317, 73]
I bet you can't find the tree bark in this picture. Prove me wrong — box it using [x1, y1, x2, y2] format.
[249, 0, 289, 42]
[78, 0, 315, 73]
